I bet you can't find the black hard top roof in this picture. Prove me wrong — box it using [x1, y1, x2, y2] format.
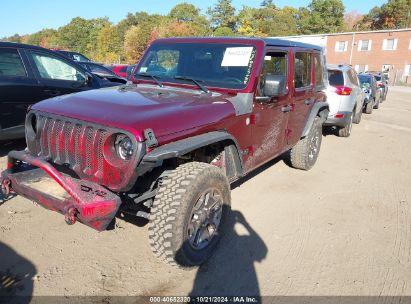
[154, 36, 323, 51]
[0, 41, 51, 51]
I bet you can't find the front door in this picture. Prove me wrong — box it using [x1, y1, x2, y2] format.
[246, 50, 290, 171]
[26, 49, 89, 100]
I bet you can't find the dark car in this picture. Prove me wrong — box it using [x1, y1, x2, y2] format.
[78, 62, 127, 85]
[371, 72, 389, 101]
[358, 73, 381, 114]
[1, 37, 329, 267]
[55, 50, 91, 62]
[0, 42, 124, 141]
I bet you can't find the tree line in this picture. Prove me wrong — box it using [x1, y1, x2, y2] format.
[2, 0, 410, 64]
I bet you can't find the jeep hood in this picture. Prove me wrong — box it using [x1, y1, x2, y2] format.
[32, 85, 238, 141]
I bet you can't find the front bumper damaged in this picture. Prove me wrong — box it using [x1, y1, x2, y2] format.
[1, 150, 121, 231]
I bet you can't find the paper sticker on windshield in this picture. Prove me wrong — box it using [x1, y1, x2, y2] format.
[140, 67, 147, 73]
[221, 47, 254, 67]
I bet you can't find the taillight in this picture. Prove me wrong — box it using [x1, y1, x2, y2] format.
[334, 86, 352, 95]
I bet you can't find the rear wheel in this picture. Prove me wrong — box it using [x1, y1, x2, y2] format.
[374, 97, 380, 109]
[338, 112, 353, 137]
[365, 100, 373, 114]
[149, 162, 231, 268]
[289, 116, 322, 170]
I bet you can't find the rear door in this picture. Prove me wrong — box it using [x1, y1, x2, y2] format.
[0, 47, 42, 132]
[287, 50, 314, 145]
[26, 49, 91, 100]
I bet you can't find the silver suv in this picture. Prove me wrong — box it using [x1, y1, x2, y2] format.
[324, 64, 365, 137]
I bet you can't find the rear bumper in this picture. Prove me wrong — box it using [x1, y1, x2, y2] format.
[324, 111, 352, 127]
[1, 150, 121, 231]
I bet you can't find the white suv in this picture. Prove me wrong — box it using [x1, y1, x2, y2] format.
[324, 64, 365, 137]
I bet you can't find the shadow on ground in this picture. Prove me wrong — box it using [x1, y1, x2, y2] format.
[0, 139, 26, 158]
[187, 210, 267, 297]
[0, 242, 36, 303]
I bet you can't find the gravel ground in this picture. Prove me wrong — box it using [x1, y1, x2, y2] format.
[0, 86, 411, 299]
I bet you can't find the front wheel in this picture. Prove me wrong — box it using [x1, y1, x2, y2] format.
[289, 116, 323, 170]
[149, 162, 231, 268]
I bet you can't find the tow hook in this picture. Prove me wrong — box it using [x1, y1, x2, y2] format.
[64, 207, 78, 225]
[0, 178, 11, 198]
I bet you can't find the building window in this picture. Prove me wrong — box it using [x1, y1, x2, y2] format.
[358, 40, 372, 51]
[335, 41, 348, 52]
[355, 64, 368, 73]
[382, 38, 398, 50]
[382, 64, 391, 73]
[405, 65, 411, 76]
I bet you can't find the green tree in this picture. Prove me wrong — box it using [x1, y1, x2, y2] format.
[56, 17, 110, 58]
[359, 0, 411, 30]
[25, 29, 58, 48]
[207, 0, 237, 30]
[95, 24, 122, 63]
[213, 26, 235, 36]
[169, 3, 200, 22]
[2, 34, 22, 43]
[297, 0, 345, 34]
[124, 23, 155, 64]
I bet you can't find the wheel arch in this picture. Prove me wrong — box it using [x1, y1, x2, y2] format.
[141, 131, 244, 180]
[301, 101, 329, 138]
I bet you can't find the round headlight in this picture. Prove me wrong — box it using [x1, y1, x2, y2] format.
[116, 135, 134, 160]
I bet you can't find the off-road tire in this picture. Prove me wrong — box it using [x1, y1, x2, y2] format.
[338, 112, 353, 137]
[365, 100, 373, 114]
[353, 107, 362, 124]
[148, 162, 231, 268]
[289, 116, 322, 170]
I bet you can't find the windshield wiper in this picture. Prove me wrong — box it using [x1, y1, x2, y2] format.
[137, 73, 163, 87]
[174, 75, 209, 94]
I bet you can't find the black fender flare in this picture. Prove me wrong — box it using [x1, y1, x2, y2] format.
[141, 131, 243, 178]
[301, 102, 329, 138]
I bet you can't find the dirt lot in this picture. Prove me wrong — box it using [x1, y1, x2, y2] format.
[1, 86, 411, 298]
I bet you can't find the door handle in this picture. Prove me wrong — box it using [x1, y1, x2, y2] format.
[281, 105, 292, 113]
[44, 89, 61, 96]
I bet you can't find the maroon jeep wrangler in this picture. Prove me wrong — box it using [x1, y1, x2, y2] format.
[1, 37, 328, 267]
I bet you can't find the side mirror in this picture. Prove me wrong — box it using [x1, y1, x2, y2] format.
[263, 74, 286, 97]
[84, 72, 93, 86]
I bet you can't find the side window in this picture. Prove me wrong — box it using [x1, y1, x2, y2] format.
[0, 48, 27, 77]
[31, 52, 86, 82]
[294, 52, 311, 89]
[313, 53, 323, 87]
[259, 52, 287, 96]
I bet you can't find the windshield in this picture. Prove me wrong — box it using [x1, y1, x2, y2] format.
[359, 75, 372, 84]
[135, 42, 257, 89]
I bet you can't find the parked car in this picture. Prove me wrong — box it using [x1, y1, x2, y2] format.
[0, 42, 124, 141]
[106, 64, 129, 78]
[370, 72, 388, 101]
[54, 50, 91, 62]
[1, 37, 329, 267]
[358, 73, 381, 114]
[78, 62, 127, 85]
[324, 64, 364, 137]
[126, 64, 136, 79]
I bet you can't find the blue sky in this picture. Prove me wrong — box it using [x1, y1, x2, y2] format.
[1, 0, 386, 37]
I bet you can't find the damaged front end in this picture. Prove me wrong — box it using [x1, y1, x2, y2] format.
[0, 111, 145, 231]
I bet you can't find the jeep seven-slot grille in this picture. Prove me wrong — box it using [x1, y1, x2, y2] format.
[36, 115, 108, 179]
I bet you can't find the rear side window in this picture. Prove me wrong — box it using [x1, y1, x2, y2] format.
[294, 52, 311, 88]
[0, 48, 26, 77]
[328, 70, 344, 86]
